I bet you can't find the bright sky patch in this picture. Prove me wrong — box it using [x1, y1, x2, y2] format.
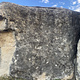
[0, 0, 80, 12]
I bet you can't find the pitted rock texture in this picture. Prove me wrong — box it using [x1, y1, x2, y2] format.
[0, 2, 80, 80]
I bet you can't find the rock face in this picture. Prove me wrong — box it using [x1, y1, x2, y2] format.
[0, 31, 16, 76]
[0, 2, 80, 80]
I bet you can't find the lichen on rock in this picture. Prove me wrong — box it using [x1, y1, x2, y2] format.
[0, 2, 80, 80]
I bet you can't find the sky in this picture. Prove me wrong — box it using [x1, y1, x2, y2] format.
[0, 0, 80, 12]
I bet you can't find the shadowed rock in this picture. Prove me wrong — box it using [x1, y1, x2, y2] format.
[0, 2, 80, 80]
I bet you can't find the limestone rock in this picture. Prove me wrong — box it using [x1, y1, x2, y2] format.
[0, 2, 80, 80]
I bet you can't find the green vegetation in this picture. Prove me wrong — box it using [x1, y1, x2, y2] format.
[0, 76, 61, 80]
[0, 76, 25, 80]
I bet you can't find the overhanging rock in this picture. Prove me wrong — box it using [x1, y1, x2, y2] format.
[0, 2, 80, 80]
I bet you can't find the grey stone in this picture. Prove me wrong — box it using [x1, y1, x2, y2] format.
[0, 2, 80, 80]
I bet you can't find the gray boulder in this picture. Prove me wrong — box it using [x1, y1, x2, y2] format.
[0, 2, 80, 80]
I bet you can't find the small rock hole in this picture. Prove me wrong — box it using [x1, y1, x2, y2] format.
[0, 15, 5, 21]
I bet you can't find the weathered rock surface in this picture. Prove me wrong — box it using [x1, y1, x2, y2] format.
[0, 2, 80, 80]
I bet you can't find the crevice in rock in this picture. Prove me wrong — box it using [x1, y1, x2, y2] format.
[0, 28, 15, 33]
[0, 15, 6, 21]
